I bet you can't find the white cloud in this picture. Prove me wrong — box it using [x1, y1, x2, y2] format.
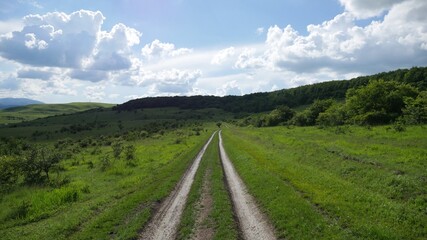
[339, 0, 404, 19]
[133, 68, 202, 95]
[256, 27, 264, 35]
[0, 19, 23, 35]
[245, 0, 427, 75]
[216, 80, 242, 96]
[234, 48, 266, 69]
[85, 85, 105, 101]
[211, 47, 235, 65]
[0, 10, 104, 68]
[141, 39, 192, 60]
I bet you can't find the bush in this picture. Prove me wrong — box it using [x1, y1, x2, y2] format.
[124, 145, 136, 162]
[402, 91, 427, 124]
[111, 141, 123, 160]
[0, 156, 19, 190]
[8, 200, 31, 220]
[264, 106, 295, 126]
[317, 103, 347, 127]
[20, 147, 62, 184]
[99, 154, 111, 171]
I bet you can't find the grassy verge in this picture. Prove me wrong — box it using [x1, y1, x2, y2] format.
[177, 133, 238, 240]
[0, 128, 213, 240]
[221, 125, 426, 239]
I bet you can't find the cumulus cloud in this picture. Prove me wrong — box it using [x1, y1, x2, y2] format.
[85, 85, 105, 101]
[243, 0, 427, 74]
[211, 47, 235, 65]
[0, 10, 142, 72]
[141, 39, 192, 60]
[0, 10, 104, 68]
[234, 48, 266, 69]
[134, 68, 202, 94]
[216, 81, 242, 96]
[339, 0, 404, 19]
[88, 23, 141, 71]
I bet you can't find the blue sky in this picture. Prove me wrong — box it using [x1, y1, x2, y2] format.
[0, 0, 426, 103]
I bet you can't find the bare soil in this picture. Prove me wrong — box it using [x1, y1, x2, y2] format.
[139, 132, 216, 240]
[219, 131, 277, 240]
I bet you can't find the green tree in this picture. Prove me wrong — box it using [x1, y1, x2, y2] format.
[0, 156, 19, 189]
[402, 91, 427, 124]
[265, 106, 295, 126]
[20, 147, 61, 184]
[345, 80, 418, 125]
[291, 99, 335, 126]
[317, 103, 347, 127]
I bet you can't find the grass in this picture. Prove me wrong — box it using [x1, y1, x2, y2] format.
[0, 127, 214, 239]
[221, 125, 427, 239]
[177, 132, 238, 240]
[0, 107, 232, 140]
[0, 102, 114, 124]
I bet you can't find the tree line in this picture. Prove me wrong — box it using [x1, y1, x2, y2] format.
[241, 79, 426, 128]
[114, 67, 427, 113]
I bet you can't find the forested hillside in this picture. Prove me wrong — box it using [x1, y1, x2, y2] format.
[115, 67, 427, 113]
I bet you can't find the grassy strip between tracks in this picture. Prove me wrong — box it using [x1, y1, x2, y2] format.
[177, 133, 238, 240]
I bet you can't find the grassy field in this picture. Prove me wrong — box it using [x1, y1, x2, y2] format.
[221, 125, 427, 239]
[0, 107, 232, 140]
[0, 102, 114, 125]
[177, 133, 238, 240]
[0, 126, 214, 239]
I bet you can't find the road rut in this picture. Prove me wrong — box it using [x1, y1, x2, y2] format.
[139, 132, 216, 240]
[219, 131, 277, 240]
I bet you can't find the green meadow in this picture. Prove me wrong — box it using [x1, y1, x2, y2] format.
[221, 125, 427, 239]
[0, 103, 114, 125]
[0, 125, 214, 239]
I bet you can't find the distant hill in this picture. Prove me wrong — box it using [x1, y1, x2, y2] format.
[0, 102, 114, 124]
[0, 98, 44, 109]
[115, 66, 427, 113]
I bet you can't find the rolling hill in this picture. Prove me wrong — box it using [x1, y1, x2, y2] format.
[0, 102, 114, 124]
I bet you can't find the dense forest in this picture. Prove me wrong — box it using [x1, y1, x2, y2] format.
[114, 67, 427, 113]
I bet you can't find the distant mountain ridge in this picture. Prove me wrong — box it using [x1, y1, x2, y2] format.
[0, 98, 44, 109]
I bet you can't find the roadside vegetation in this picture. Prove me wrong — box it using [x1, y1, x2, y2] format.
[0, 114, 215, 239]
[221, 125, 426, 239]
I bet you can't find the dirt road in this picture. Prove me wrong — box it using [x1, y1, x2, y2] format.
[219, 131, 277, 240]
[139, 132, 216, 240]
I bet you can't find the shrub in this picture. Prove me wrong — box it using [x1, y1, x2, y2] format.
[0, 156, 19, 190]
[111, 141, 123, 160]
[124, 145, 136, 162]
[99, 154, 111, 171]
[402, 91, 427, 124]
[317, 103, 347, 127]
[8, 200, 31, 220]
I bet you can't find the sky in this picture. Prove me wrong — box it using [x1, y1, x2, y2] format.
[0, 0, 426, 103]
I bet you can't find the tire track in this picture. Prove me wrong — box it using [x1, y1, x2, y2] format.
[139, 132, 216, 240]
[219, 130, 277, 240]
